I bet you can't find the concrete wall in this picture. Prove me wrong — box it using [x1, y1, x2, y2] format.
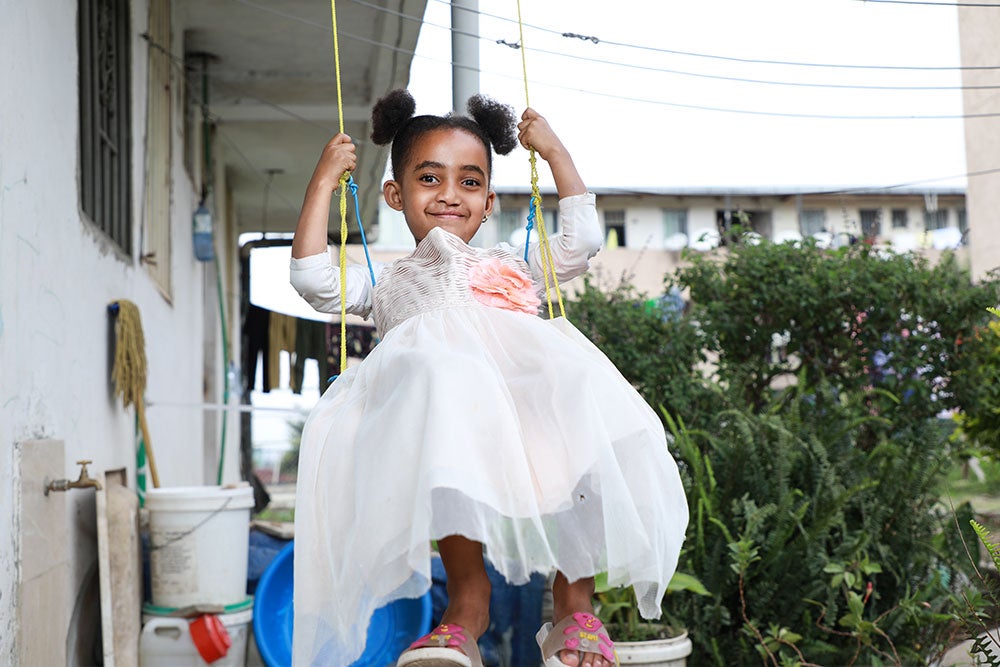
[0, 0, 239, 660]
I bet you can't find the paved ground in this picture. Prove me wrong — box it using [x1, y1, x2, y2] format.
[937, 631, 1000, 666]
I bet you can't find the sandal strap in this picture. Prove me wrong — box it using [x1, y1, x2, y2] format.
[540, 612, 617, 664]
[405, 623, 484, 667]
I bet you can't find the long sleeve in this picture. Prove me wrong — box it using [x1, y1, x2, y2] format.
[289, 252, 386, 319]
[499, 192, 603, 286]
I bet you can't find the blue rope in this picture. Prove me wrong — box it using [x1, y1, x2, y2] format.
[523, 197, 538, 262]
[346, 176, 377, 286]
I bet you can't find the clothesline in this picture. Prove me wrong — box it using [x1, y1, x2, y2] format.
[146, 400, 302, 413]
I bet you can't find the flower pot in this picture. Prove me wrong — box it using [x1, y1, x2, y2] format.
[615, 630, 692, 666]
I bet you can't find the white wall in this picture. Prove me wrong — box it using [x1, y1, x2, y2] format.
[0, 0, 234, 659]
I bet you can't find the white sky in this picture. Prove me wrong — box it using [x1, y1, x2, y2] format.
[405, 0, 968, 191]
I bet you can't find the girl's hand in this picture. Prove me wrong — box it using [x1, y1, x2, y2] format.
[517, 108, 586, 197]
[292, 133, 358, 258]
[517, 108, 568, 162]
[311, 133, 357, 190]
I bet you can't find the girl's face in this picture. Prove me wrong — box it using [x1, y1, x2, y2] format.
[383, 128, 496, 244]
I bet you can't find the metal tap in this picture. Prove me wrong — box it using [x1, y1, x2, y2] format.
[45, 460, 103, 495]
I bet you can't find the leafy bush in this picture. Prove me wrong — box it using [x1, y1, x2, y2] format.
[671, 241, 993, 428]
[665, 392, 972, 664]
[952, 308, 1000, 457]
[568, 237, 1000, 664]
[567, 275, 716, 427]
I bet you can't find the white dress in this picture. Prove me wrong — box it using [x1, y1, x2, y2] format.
[290, 193, 688, 666]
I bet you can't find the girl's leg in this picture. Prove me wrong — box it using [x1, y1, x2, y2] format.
[551, 573, 612, 667]
[437, 535, 492, 638]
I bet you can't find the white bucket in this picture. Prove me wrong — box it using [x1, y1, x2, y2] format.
[616, 631, 693, 666]
[139, 605, 253, 667]
[146, 484, 254, 608]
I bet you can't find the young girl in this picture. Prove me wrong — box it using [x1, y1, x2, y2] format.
[290, 89, 688, 667]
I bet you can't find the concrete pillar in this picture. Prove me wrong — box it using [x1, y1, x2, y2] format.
[958, 8, 1000, 281]
[451, 0, 480, 113]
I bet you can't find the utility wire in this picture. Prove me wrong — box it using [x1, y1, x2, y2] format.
[858, 0, 1000, 7]
[350, 0, 995, 91]
[211, 3, 990, 120]
[142, 3, 1000, 208]
[427, 0, 1000, 71]
[216, 129, 302, 214]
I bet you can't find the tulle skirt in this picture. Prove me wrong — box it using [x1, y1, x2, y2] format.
[292, 307, 688, 666]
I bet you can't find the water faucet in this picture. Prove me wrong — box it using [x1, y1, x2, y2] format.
[45, 460, 103, 495]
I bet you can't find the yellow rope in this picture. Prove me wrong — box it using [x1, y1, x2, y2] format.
[515, 0, 565, 319]
[331, 0, 351, 372]
[110, 300, 160, 488]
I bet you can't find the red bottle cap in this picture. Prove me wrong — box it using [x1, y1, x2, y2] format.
[189, 614, 232, 663]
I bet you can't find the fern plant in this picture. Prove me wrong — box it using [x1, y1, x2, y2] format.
[962, 520, 1000, 665]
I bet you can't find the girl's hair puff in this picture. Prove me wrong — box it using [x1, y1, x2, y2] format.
[371, 89, 518, 182]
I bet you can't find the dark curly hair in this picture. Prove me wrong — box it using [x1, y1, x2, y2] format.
[371, 89, 518, 183]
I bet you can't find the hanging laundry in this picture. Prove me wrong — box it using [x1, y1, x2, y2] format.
[268, 313, 297, 391]
[291, 319, 330, 394]
[243, 304, 271, 394]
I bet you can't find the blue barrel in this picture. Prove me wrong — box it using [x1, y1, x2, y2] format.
[253, 541, 432, 667]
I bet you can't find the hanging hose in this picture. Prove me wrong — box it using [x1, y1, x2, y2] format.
[214, 253, 231, 485]
[196, 54, 232, 485]
[110, 299, 161, 488]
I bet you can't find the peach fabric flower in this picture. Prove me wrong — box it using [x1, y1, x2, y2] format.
[468, 257, 541, 315]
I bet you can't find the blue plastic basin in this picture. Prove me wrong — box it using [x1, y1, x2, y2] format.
[253, 541, 432, 667]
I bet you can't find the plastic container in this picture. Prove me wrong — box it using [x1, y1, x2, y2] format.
[140, 598, 253, 667]
[193, 204, 215, 262]
[253, 541, 433, 667]
[145, 485, 254, 608]
[616, 631, 693, 666]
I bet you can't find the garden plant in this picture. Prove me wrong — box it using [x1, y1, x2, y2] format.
[568, 232, 1000, 665]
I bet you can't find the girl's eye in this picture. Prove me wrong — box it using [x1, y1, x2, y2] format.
[419, 174, 438, 183]
[462, 178, 482, 187]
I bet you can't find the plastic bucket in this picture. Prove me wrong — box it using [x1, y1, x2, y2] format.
[253, 541, 433, 667]
[146, 484, 254, 607]
[140, 598, 254, 666]
[616, 631, 693, 666]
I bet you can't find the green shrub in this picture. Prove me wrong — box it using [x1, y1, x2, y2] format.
[664, 391, 973, 664]
[568, 236, 1000, 664]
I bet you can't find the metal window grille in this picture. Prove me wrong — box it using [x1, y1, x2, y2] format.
[495, 209, 521, 245]
[891, 208, 908, 229]
[603, 209, 625, 245]
[79, 0, 132, 252]
[860, 209, 881, 238]
[662, 209, 688, 237]
[799, 209, 826, 236]
[923, 209, 949, 231]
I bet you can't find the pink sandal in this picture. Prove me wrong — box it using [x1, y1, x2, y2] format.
[536, 612, 618, 666]
[397, 623, 484, 667]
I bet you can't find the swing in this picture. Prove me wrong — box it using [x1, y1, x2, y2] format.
[327, 0, 567, 377]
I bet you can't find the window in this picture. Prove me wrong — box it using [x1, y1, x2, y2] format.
[541, 207, 558, 233]
[495, 208, 522, 245]
[662, 209, 688, 237]
[958, 208, 968, 237]
[143, 0, 173, 296]
[860, 209, 881, 239]
[604, 209, 625, 246]
[923, 209, 949, 231]
[891, 208, 908, 229]
[799, 209, 826, 236]
[79, 0, 132, 252]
